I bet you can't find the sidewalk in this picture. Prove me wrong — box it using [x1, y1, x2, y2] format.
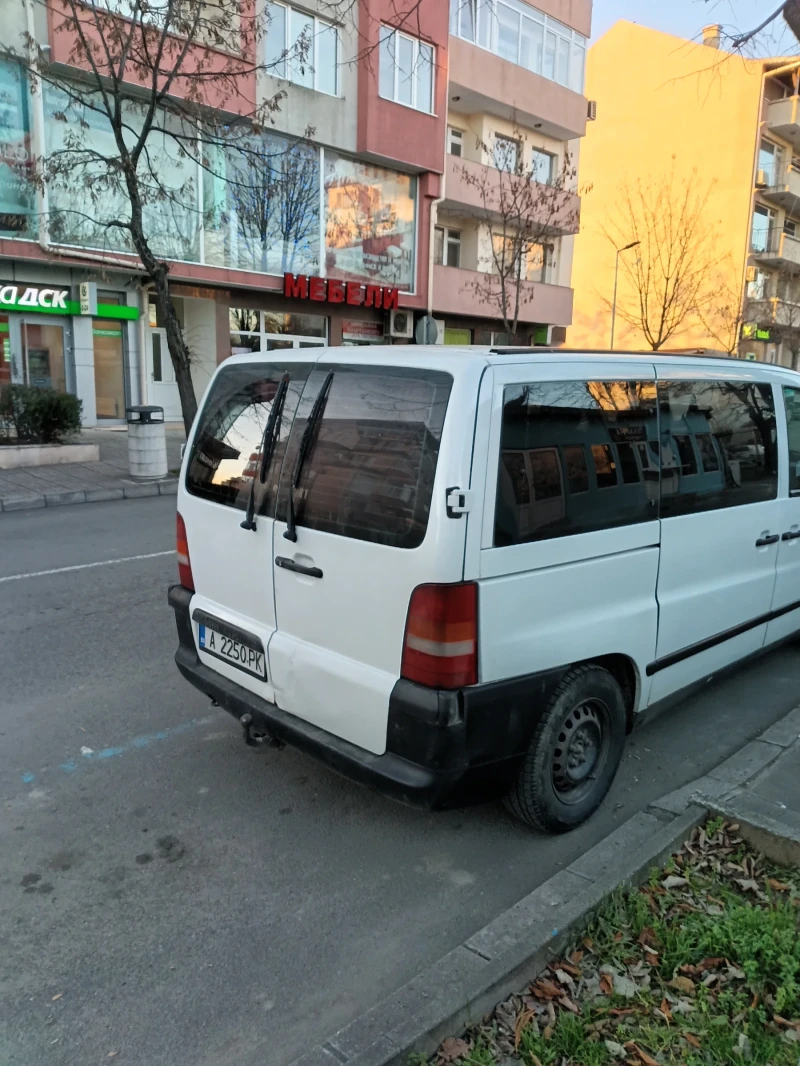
[0, 426, 185, 513]
[292, 705, 800, 1066]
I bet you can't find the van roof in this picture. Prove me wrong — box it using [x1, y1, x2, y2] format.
[223, 345, 800, 379]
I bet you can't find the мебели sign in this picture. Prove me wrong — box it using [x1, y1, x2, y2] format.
[284, 272, 401, 310]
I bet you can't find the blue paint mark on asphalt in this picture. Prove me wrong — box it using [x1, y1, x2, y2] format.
[18, 715, 215, 787]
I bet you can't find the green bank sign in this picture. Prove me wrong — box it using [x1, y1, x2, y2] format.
[0, 283, 138, 320]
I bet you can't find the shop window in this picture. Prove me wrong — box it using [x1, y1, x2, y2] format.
[324, 151, 417, 290]
[658, 381, 777, 517]
[0, 60, 35, 239]
[494, 380, 658, 546]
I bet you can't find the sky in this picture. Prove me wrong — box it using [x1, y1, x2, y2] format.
[590, 0, 796, 55]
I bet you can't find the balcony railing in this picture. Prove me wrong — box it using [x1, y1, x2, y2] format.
[751, 226, 800, 267]
[768, 96, 800, 151]
[432, 263, 573, 323]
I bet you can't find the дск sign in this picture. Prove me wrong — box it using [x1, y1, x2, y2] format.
[0, 284, 69, 312]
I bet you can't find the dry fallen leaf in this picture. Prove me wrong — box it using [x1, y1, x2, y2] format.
[660, 997, 673, 1024]
[685, 1032, 702, 1048]
[625, 1040, 660, 1066]
[514, 1008, 534, 1049]
[668, 976, 696, 997]
[107, 1054, 119, 1060]
[439, 1036, 469, 1062]
[543, 1024, 554, 1041]
[662, 875, 688, 889]
[768, 878, 790, 892]
[51, 994, 63, 1002]
[600, 973, 614, 996]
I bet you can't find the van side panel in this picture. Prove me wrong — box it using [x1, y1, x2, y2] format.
[478, 547, 657, 709]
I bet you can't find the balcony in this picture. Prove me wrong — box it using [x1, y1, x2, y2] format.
[756, 163, 800, 208]
[448, 37, 587, 142]
[441, 156, 581, 236]
[432, 264, 573, 324]
[768, 96, 800, 152]
[751, 227, 800, 268]
[747, 297, 800, 329]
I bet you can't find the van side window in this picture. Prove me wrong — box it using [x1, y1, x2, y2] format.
[658, 381, 777, 518]
[277, 365, 453, 549]
[783, 386, 800, 496]
[185, 363, 311, 512]
[494, 380, 658, 546]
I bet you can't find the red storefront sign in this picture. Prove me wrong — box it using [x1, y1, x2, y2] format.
[284, 273, 400, 310]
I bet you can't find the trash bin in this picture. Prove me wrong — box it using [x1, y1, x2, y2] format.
[126, 405, 168, 480]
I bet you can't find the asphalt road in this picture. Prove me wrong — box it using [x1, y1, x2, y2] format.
[2, 496, 800, 1066]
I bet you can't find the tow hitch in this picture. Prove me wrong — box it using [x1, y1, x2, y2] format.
[239, 713, 284, 751]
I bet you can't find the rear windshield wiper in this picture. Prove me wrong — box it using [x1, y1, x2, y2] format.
[283, 370, 334, 543]
[240, 373, 290, 531]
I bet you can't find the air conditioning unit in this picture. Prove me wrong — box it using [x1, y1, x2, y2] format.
[388, 309, 414, 338]
[756, 168, 769, 187]
[587, 100, 597, 121]
[746, 265, 756, 282]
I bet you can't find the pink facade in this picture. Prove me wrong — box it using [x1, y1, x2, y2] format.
[433, 264, 574, 325]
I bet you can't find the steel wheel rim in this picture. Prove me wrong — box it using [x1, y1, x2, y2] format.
[551, 698, 611, 805]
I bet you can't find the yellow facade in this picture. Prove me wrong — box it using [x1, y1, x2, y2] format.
[569, 20, 766, 351]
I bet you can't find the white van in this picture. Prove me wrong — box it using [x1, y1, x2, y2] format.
[169, 347, 800, 832]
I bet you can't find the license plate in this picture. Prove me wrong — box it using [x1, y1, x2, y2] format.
[198, 624, 266, 679]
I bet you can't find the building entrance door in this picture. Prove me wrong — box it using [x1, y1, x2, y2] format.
[147, 327, 183, 421]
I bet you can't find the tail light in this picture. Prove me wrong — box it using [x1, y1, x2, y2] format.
[401, 582, 478, 689]
[176, 512, 194, 590]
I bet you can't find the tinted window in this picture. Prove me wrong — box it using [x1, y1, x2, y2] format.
[277, 366, 452, 549]
[658, 381, 777, 518]
[784, 386, 800, 496]
[494, 380, 658, 545]
[185, 362, 311, 511]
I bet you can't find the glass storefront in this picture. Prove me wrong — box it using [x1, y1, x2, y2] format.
[93, 293, 128, 420]
[0, 60, 34, 239]
[229, 307, 327, 354]
[324, 152, 417, 289]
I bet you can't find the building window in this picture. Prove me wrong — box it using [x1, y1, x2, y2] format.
[493, 134, 520, 171]
[491, 234, 551, 283]
[531, 148, 556, 185]
[758, 140, 778, 186]
[785, 218, 797, 237]
[747, 269, 767, 300]
[229, 307, 327, 357]
[0, 59, 35, 239]
[447, 127, 464, 157]
[379, 27, 434, 113]
[266, 2, 339, 96]
[434, 226, 461, 267]
[752, 203, 776, 253]
[450, 0, 586, 95]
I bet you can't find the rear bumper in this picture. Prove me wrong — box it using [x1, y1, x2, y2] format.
[169, 585, 564, 809]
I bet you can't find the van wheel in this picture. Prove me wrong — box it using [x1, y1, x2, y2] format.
[503, 664, 626, 833]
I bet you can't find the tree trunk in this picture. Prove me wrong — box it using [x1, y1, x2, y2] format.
[154, 276, 198, 436]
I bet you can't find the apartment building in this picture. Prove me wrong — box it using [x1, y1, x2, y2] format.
[0, 0, 590, 425]
[570, 19, 800, 366]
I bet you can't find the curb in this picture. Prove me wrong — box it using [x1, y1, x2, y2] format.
[0, 479, 178, 512]
[289, 705, 800, 1066]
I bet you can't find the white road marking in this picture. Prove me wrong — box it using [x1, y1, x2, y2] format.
[0, 550, 175, 584]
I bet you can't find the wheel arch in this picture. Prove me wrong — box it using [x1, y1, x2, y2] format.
[588, 653, 639, 733]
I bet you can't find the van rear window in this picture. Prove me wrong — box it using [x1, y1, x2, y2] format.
[185, 362, 311, 511]
[277, 366, 452, 549]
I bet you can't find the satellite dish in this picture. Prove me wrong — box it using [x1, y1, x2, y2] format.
[414, 314, 439, 344]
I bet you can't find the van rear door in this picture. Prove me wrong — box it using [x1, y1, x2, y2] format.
[268, 354, 479, 755]
[179, 355, 316, 706]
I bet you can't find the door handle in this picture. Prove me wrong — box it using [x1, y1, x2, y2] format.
[782, 530, 800, 541]
[275, 556, 323, 578]
[756, 534, 780, 547]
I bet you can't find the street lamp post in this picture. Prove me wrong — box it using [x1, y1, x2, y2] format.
[610, 240, 641, 349]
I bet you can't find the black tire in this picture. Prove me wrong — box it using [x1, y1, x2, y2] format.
[503, 663, 627, 833]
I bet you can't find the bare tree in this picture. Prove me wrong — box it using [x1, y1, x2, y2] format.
[455, 124, 580, 341]
[712, 0, 800, 53]
[603, 163, 722, 351]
